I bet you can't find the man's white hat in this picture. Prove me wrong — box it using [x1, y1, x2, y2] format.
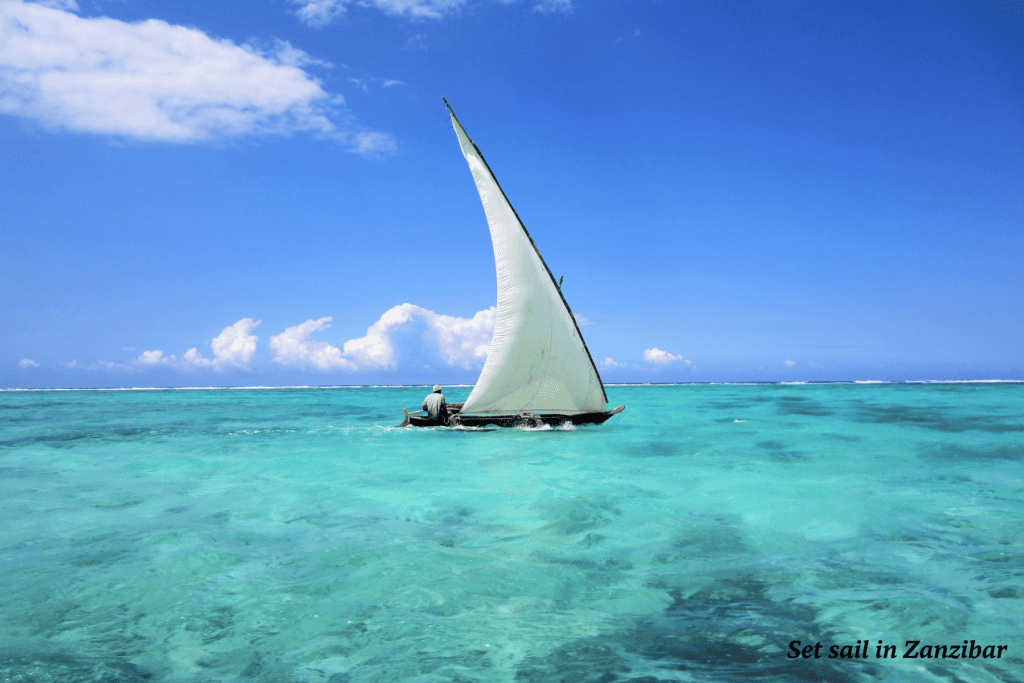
[432, 385, 442, 392]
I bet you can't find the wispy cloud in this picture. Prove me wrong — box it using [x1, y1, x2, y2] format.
[404, 34, 428, 50]
[643, 347, 691, 365]
[615, 28, 641, 43]
[0, 1, 394, 153]
[290, 0, 469, 27]
[93, 360, 133, 372]
[34, 0, 76, 9]
[601, 356, 623, 368]
[784, 359, 796, 368]
[347, 75, 405, 94]
[18, 358, 40, 368]
[262, 37, 335, 69]
[290, 0, 571, 27]
[292, 0, 347, 28]
[533, 0, 573, 15]
[351, 131, 397, 155]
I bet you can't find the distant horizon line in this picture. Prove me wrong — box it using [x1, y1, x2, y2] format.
[2, 379, 1022, 392]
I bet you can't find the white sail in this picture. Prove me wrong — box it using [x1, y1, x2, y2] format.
[448, 104, 607, 416]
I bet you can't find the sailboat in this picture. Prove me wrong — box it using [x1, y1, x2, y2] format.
[401, 100, 625, 428]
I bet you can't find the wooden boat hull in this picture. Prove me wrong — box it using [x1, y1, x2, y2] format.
[403, 404, 624, 428]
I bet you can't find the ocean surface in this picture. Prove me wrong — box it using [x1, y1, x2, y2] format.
[1, 383, 1022, 683]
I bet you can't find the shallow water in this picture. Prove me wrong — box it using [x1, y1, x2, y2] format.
[1, 383, 1022, 682]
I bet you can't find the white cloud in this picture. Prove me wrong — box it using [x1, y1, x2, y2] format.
[290, 0, 472, 26]
[289, 0, 571, 27]
[0, 1, 394, 153]
[35, 0, 76, 9]
[784, 359, 796, 368]
[95, 307, 494, 376]
[135, 318, 261, 371]
[93, 360, 132, 371]
[137, 350, 172, 366]
[270, 38, 333, 69]
[615, 28, 640, 44]
[292, 0, 348, 27]
[270, 304, 495, 372]
[404, 34, 428, 51]
[210, 318, 260, 367]
[181, 347, 213, 368]
[18, 358, 40, 368]
[269, 317, 355, 370]
[352, 130, 397, 155]
[601, 356, 623, 368]
[382, 79, 405, 87]
[643, 347, 691, 365]
[345, 303, 494, 370]
[534, 0, 573, 15]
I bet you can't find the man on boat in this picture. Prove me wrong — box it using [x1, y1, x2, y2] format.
[423, 385, 447, 421]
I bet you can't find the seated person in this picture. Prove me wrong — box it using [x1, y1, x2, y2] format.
[422, 385, 447, 420]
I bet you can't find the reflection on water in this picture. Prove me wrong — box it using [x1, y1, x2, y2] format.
[1, 384, 1022, 682]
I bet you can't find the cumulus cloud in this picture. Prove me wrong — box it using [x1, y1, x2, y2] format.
[97, 307, 495, 377]
[210, 318, 260, 366]
[601, 356, 623, 368]
[643, 347, 691, 365]
[0, 1, 394, 153]
[344, 304, 494, 370]
[270, 304, 495, 371]
[136, 318, 261, 371]
[18, 358, 40, 368]
[137, 350, 172, 366]
[269, 317, 355, 370]
[784, 359, 796, 368]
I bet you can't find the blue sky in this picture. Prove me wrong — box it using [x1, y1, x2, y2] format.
[2, 0, 1022, 388]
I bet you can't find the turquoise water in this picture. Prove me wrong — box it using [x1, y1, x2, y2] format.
[1, 383, 1022, 683]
